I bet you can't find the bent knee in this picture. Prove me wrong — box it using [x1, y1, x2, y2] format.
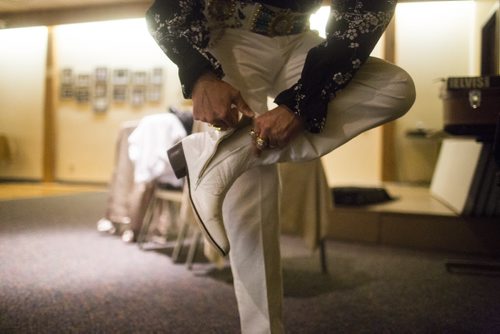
[364, 59, 416, 120]
[390, 68, 416, 118]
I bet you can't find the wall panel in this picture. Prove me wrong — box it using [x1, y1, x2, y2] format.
[0, 26, 47, 180]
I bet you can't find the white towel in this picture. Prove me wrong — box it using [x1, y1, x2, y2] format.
[128, 113, 187, 186]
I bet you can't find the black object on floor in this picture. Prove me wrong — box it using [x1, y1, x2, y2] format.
[332, 186, 396, 206]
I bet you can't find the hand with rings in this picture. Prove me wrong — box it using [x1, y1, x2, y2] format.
[249, 105, 303, 156]
[209, 124, 223, 132]
[192, 72, 255, 130]
[249, 129, 269, 152]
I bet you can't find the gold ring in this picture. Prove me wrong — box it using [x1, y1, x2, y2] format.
[256, 137, 268, 150]
[210, 124, 222, 131]
[249, 129, 258, 138]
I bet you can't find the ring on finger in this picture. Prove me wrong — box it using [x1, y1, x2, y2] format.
[255, 136, 268, 150]
[249, 129, 258, 138]
[209, 124, 223, 131]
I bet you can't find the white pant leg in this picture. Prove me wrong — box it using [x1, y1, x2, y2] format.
[211, 30, 286, 334]
[224, 166, 283, 334]
[265, 31, 416, 164]
[210, 28, 415, 334]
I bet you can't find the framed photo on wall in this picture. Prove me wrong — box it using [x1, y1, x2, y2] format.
[113, 68, 129, 85]
[75, 74, 90, 103]
[112, 69, 129, 103]
[131, 86, 146, 107]
[132, 71, 147, 85]
[95, 67, 108, 82]
[147, 85, 162, 103]
[60, 68, 74, 99]
[150, 67, 164, 85]
[93, 67, 109, 113]
[147, 67, 164, 102]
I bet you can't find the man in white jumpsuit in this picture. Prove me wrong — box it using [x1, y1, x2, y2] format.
[146, 1, 415, 332]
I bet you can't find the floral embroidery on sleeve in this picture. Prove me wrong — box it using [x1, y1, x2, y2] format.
[275, 0, 397, 133]
[146, 0, 224, 98]
[147, 0, 396, 130]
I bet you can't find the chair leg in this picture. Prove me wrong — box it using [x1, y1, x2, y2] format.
[319, 238, 328, 274]
[167, 201, 181, 242]
[186, 231, 202, 270]
[137, 196, 156, 250]
[172, 218, 190, 262]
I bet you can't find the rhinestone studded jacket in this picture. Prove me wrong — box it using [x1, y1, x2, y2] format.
[146, 0, 396, 133]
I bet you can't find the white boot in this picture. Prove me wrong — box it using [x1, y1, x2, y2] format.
[169, 63, 416, 257]
[168, 118, 254, 256]
[168, 119, 326, 257]
[169, 113, 382, 256]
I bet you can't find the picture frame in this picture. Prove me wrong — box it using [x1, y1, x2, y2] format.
[60, 68, 74, 99]
[147, 85, 162, 103]
[112, 69, 129, 102]
[132, 71, 147, 85]
[150, 67, 164, 85]
[113, 69, 129, 85]
[75, 74, 90, 103]
[95, 67, 109, 83]
[131, 86, 146, 107]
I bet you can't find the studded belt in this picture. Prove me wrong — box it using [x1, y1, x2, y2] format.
[206, 0, 311, 37]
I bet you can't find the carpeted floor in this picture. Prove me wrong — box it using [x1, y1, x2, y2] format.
[1, 192, 500, 333]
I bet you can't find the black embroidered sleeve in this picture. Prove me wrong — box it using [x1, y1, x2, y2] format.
[146, 0, 224, 98]
[274, 0, 397, 133]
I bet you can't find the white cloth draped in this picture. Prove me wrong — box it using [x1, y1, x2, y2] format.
[128, 113, 187, 187]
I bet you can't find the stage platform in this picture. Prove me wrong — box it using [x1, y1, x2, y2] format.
[328, 183, 500, 256]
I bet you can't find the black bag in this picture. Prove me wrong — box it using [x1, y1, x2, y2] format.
[332, 187, 395, 206]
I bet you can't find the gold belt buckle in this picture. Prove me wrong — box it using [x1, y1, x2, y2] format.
[269, 10, 295, 36]
[248, 3, 307, 37]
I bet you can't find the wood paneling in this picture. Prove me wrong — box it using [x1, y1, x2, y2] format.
[43, 26, 56, 182]
[382, 17, 398, 182]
